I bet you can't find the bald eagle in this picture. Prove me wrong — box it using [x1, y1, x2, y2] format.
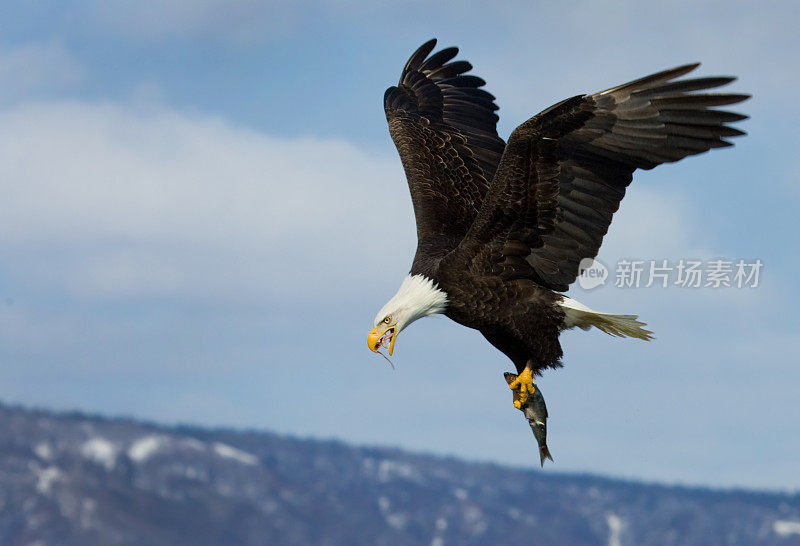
[367, 39, 748, 459]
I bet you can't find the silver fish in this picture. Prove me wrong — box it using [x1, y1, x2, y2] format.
[504, 372, 553, 466]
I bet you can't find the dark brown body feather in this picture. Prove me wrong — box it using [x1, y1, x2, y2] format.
[385, 39, 748, 375]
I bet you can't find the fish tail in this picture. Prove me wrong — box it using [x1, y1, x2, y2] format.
[539, 445, 554, 466]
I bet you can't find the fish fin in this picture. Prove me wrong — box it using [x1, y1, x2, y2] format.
[539, 445, 554, 467]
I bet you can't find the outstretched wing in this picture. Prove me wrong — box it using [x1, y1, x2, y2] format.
[384, 39, 506, 255]
[448, 64, 749, 291]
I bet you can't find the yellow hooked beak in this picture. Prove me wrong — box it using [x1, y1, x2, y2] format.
[367, 325, 397, 355]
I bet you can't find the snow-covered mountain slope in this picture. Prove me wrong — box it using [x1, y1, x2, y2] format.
[0, 402, 797, 545]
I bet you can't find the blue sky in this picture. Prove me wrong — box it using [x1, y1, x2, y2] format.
[0, 0, 798, 490]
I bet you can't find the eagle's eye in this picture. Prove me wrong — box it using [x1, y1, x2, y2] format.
[383, 316, 391, 324]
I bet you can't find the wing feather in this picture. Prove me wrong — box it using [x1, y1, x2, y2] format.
[384, 39, 506, 262]
[448, 64, 749, 290]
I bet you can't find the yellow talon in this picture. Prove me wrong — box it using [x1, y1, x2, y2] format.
[509, 367, 535, 408]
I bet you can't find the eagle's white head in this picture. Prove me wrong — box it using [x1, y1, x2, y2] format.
[367, 274, 448, 355]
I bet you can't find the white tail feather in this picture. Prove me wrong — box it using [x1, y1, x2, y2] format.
[559, 297, 654, 341]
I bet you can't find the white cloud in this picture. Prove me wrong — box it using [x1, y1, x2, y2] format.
[0, 96, 734, 308]
[599, 182, 706, 260]
[0, 43, 84, 102]
[0, 99, 410, 303]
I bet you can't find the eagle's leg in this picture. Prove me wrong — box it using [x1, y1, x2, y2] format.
[508, 366, 535, 409]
